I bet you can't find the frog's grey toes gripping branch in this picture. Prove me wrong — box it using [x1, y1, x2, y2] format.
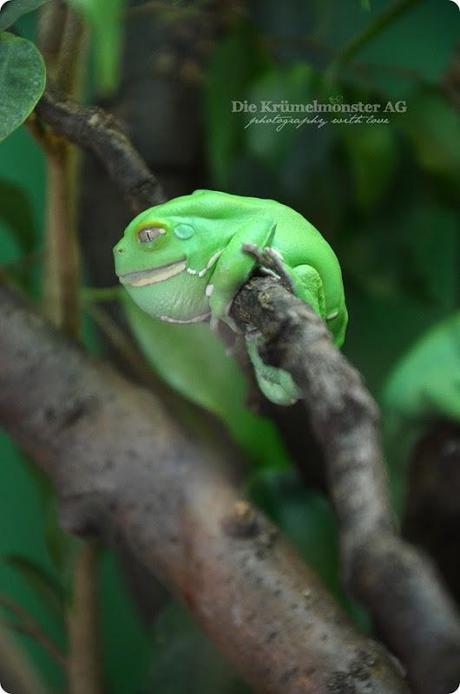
[242, 243, 295, 293]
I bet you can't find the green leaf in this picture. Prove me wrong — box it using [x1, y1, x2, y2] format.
[66, 0, 124, 93]
[341, 124, 398, 211]
[399, 92, 460, 189]
[245, 63, 313, 166]
[3, 555, 65, 619]
[322, 2, 460, 98]
[383, 312, 460, 431]
[340, 197, 458, 312]
[121, 293, 290, 470]
[204, 23, 268, 187]
[0, 32, 46, 142]
[99, 550, 153, 694]
[0, 0, 50, 31]
[0, 179, 36, 251]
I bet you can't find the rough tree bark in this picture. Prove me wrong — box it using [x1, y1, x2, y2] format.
[0, 283, 408, 694]
[35, 89, 166, 213]
[231, 278, 460, 694]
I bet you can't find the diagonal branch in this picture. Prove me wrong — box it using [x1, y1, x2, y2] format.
[231, 277, 460, 694]
[0, 282, 408, 694]
[0, 595, 66, 668]
[34, 89, 166, 213]
[0, 620, 48, 694]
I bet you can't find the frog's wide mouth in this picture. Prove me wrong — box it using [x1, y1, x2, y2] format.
[118, 259, 187, 287]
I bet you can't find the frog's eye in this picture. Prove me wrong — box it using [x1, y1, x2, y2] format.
[137, 226, 166, 244]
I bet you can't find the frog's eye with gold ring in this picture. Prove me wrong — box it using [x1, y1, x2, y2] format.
[137, 226, 166, 244]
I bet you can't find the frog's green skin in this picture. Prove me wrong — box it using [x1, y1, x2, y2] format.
[113, 189, 348, 405]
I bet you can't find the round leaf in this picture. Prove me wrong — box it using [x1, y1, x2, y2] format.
[383, 312, 460, 430]
[0, 32, 46, 142]
[0, 0, 50, 32]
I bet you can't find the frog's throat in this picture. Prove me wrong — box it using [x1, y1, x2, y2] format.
[118, 259, 187, 287]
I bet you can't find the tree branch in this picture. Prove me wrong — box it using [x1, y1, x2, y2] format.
[0, 595, 66, 669]
[0, 282, 408, 694]
[35, 89, 166, 213]
[327, 0, 421, 73]
[36, 13, 103, 691]
[67, 543, 102, 694]
[231, 277, 460, 694]
[0, 621, 48, 694]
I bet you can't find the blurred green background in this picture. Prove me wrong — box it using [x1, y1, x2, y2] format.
[1, 0, 459, 691]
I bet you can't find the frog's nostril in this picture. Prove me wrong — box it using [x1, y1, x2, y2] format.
[114, 244, 126, 255]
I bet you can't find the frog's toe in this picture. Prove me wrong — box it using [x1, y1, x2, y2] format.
[242, 243, 295, 293]
[255, 372, 300, 406]
[210, 315, 219, 333]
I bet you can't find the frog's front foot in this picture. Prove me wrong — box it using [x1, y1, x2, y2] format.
[242, 243, 295, 294]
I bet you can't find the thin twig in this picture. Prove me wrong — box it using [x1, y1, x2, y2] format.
[0, 620, 48, 694]
[55, 9, 88, 95]
[38, 0, 68, 72]
[83, 301, 155, 379]
[42, 144, 81, 334]
[39, 3, 86, 335]
[67, 543, 102, 694]
[37, 14, 103, 693]
[125, 0, 209, 20]
[35, 89, 166, 213]
[327, 0, 421, 74]
[0, 596, 66, 668]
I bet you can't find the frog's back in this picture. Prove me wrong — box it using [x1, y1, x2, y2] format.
[255, 198, 346, 321]
[192, 190, 334, 255]
[193, 189, 346, 320]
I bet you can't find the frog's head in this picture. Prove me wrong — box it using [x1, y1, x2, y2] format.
[114, 208, 194, 289]
[113, 190, 236, 289]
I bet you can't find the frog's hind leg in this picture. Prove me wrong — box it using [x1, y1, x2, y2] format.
[245, 332, 301, 406]
[291, 264, 347, 346]
[326, 302, 348, 347]
[289, 264, 326, 317]
[240, 259, 326, 405]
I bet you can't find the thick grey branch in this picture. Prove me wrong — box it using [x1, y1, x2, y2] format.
[231, 277, 460, 694]
[35, 89, 166, 212]
[0, 283, 408, 694]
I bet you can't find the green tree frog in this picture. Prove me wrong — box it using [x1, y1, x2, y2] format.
[113, 189, 348, 405]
